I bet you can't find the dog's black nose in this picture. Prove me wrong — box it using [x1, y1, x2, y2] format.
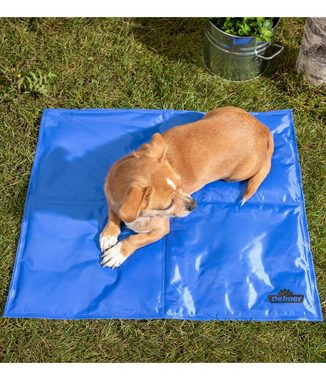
[187, 199, 197, 212]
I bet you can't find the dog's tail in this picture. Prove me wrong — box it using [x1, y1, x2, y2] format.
[241, 132, 274, 205]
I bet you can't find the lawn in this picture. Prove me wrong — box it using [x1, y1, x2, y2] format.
[0, 17, 325, 363]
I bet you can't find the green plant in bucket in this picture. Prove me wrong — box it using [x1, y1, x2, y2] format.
[210, 17, 274, 43]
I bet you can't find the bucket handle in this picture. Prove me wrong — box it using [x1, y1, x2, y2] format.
[255, 43, 284, 61]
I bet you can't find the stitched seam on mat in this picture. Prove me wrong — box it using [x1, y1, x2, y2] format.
[41, 108, 205, 115]
[3, 110, 49, 316]
[28, 198, 303, 206]
[288, 110, 323, 319]
[162, 229, 166, 316]
[3, 312, 322, 321]
[42, 108, 293, 116]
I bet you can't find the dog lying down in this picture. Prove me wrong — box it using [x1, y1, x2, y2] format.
[100, 106, 274, 268]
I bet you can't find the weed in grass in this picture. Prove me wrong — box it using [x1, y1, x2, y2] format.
[17, 69, 56, 96]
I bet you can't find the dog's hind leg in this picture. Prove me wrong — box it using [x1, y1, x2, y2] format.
[242, 133, 274, 205]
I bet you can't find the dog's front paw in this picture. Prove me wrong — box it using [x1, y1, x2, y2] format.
[100, 234, 118, 253]
[101, 242, 128, 269]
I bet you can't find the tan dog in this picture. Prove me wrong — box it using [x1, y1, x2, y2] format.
[100, 106, 274, 268]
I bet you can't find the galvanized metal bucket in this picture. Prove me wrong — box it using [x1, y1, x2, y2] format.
[203, 19, 283, 81]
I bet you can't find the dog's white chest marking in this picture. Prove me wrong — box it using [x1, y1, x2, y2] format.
[166, 177, 176, 189]
[125, 217, 152, 233]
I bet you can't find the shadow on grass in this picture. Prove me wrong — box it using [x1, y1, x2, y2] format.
[262, 44, 326, 119]
[132, 18, 206, 68]
[131, 18, 306, 86]
[262, 44, 299, 80]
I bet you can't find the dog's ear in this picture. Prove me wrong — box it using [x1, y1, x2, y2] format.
[134, 133, 167, 161]
[119, 183, 151, 223]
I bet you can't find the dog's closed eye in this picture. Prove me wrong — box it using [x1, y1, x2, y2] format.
[163, 200, 174, 211]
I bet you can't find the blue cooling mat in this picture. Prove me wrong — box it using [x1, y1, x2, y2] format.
[4, 109, 323, 321]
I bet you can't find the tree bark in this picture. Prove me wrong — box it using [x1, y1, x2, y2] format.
[296, 18, 326, 86]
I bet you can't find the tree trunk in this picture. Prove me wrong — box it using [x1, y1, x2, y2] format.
[296, 18, 326, 86]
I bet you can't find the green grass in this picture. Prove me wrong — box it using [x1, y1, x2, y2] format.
[0, 17, 325, 363]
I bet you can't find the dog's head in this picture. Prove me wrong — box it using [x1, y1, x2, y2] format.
[119, 133, 196, 223]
